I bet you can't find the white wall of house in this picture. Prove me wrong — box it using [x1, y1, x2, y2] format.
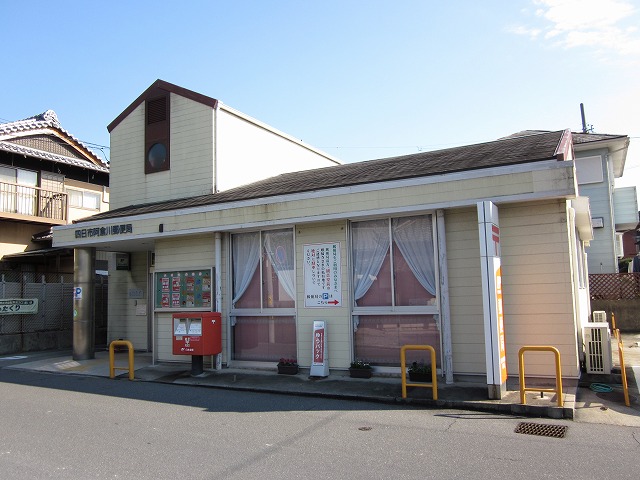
[215, 105, 339, 193]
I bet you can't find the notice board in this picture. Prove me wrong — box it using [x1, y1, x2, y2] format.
[154, 269, 213, 310]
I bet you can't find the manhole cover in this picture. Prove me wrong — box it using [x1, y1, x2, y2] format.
[358, 426, 372, 431]
[514, 422, 567, 438]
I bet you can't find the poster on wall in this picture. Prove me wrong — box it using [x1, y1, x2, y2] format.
[303, 243, 341, 307]
[154, 269, 213, 310]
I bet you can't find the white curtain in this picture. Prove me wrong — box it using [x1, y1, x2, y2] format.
[263, 230, 295, 301]
[392, 216, 436, 295]
[352, 219, 390, 301]
[232, 232, 260, 306]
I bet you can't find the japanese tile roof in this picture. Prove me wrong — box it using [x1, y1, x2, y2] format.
[77, 129, 569, 223]
[0, 110, 109, 173]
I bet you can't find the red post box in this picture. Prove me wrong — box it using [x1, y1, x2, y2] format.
[172, 312, 222, 356]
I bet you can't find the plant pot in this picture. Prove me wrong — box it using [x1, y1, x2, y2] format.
[277, 365, 299, 375]
[408, 371, 432, 382]
[349, 367, 373, 379]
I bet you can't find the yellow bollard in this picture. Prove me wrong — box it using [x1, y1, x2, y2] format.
[518, 346, 563, 407]
[400, 345, 438, 400]
[109, 340, 135, 380]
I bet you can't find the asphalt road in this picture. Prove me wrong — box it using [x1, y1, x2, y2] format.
[1, 368, 639, 479]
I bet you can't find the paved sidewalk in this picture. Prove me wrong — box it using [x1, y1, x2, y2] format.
[2, 338, 638, 425]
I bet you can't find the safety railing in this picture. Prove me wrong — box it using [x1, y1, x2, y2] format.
[518, 346, 563, 407]
[109, 340, 135, 380]
[400, 345, 438, 400]
[610, 314, 630, 407]
[615, 328, 631, 407]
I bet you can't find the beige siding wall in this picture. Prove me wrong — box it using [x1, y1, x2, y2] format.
[108, 105, 144, 210]
[107, 251, 148, 349]
[445, 200, 580, 379]
[295, 221, 350, 369]
[445, 207, 485, 375]
[108, 95, 214, 210]
[154, 235, 216, 362]
[500, 200, 580, 378]
[54, 164, 575, 250]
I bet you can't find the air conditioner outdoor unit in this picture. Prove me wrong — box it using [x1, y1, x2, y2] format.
[583, 322, 612, 374]
[591, 311, 607, 323]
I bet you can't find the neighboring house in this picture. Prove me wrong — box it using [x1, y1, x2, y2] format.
[573, 132, 633, 274]
[505, 131, 633, 274]
[0, 111, 110, 354]
[54, 81, 595, 397]
[0, 110, 110, 273]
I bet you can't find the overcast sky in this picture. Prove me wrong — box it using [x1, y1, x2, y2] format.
[2, 1, 638, 193]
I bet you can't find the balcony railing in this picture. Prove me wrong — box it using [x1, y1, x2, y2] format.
[0, 181, 68, 222]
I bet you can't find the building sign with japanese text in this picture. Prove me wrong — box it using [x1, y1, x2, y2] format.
[75, 223, 133, 239]
[303, 243, 341, 308]
[0, 299, 38, 314]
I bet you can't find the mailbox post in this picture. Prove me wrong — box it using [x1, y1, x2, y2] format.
[172, 312, 222, 376]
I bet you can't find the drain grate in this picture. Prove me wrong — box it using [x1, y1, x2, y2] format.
[514, 422, 567, 438]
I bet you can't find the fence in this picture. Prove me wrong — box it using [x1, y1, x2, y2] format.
[588, 273, 640, 300]
[0, 270, 108, 354]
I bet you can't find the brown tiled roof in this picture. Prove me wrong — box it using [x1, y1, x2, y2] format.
[0, 110, 108, 172]
[77, 130, 568, 223]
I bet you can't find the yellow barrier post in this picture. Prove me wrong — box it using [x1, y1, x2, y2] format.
[616, 330, 631, 407]
[109, 340, 135, 380]
[400, 345, 438, 400]
[518, 346, 563, 407]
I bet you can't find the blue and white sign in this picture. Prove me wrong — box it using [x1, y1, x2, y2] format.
[303, 243, 342, 308]
[74, 287, 83, 300]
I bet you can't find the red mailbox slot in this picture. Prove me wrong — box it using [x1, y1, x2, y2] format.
[172, 312, 222, 356]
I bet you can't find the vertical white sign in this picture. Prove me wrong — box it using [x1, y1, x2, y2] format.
[303, 243, 342, 307]
[309, 320, 329, 377]
[478, 201, 508, 399]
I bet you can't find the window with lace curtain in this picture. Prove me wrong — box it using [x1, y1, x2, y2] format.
[231, 229, 296, 362]
[351, 215, 441, 366]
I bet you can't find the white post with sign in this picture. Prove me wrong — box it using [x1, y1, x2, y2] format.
[310, 320, 329, 377]
[478, 201, 508, 399]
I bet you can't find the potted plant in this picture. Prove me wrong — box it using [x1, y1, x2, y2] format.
[407, 360, 432, 382]
[277, 358, 299, 375]
[349, 359, 373, 378]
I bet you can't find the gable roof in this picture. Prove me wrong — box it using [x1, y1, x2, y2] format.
[0, 110, 109, 173]
[107, 79, 219, 133]
[77, 129, 570, 223]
